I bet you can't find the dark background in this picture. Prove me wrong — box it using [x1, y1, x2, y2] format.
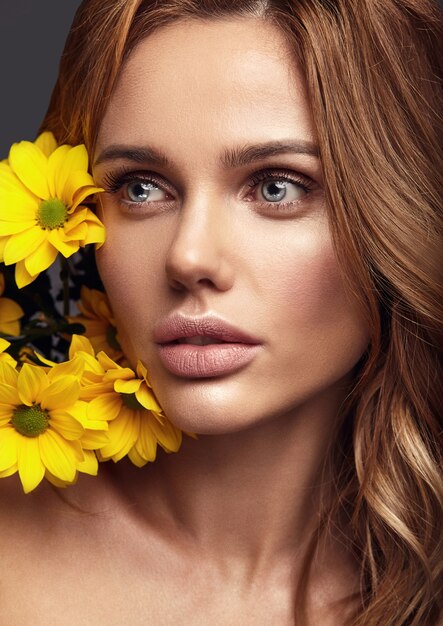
[0, 0, 442, 157]
[0, 0, 82, 156]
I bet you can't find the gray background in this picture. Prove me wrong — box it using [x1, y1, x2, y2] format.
[0, 1, 442, 157]
[0, 1, 82, 156]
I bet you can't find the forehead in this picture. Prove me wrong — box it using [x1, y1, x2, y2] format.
[96, 17, 316, 164]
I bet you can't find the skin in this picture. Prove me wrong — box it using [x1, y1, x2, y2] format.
[94, 18, 368, 436]
[0, 17, 368, 625]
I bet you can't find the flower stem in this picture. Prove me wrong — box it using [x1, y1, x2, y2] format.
[60, 257, 70, 317]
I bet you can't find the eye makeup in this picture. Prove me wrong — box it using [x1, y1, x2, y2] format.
[99, 164, 320, 218]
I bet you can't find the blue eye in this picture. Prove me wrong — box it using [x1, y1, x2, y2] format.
[260, 180, 305, 203]
[125, 180, 167, 203]
[249, 169, 313, 206]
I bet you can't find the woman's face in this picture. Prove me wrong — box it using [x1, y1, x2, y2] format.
[93, 17, 369, 434]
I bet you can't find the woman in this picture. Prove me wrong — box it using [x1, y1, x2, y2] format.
[1, 0, 441, 624]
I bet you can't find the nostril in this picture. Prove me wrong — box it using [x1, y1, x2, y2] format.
[168, 276, 217, 292]
[168, 277, 187, 291]
[196, 278, 216, 288]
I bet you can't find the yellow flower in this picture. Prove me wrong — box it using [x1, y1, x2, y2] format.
[69, 286, 123, 362]
[0, 337, 16, 367]
[74, 336, 183, 466]
[0, 358, 108, 493]
[0, 272, 23, 335]
[17, 345, 37, 365]
[0, 131, 105, 288]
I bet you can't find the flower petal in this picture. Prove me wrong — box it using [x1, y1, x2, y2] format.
[15, 260, 37, 288]
[98, 351, 126, 373]
[135, 384, 162, 412]
[40, 376, 80, 411]
[9, 141, 49, 199]
[0, 361, 19, 386]
[69, 181, 103, 210]
[88, 394, 121, 421]
[150, 417, 182, 452]
[114, 378, 142, 394]
[0, 297, 23, 322]
[54, 145, 88, 202]
[76, 449, 98, 475]
[0, 219, 36, 236]
[49, 406, 90, 428]
[44, 470, 73, 488]
[17, 436, 45, 493]
[49, 415, 84, 440]
[0, 463, 18, 478]
[135, 418, 158, 462]
[82, 220, 106, 247]
[63, 208, 88, 232]
[81, 429, 109, 450]
[0, 320, 20, 336]
[128, 445, 150, 467]
[17, 364, 48, 406]
[69, 334, 96, 359]
[39, 430, 79, 482]
[47, 230, 79, 258]
[0, 191, 37, 221]
[0, 426, 18, 471]
[3, 227, 46, 265]
[0, 403, 15, 420]
[63, 223, 88, 241]
[99, 408, 139, 461]
[35, 132, 58, 158]
[24, 239, 58, 276]
[0, 163, 37, 197]
[0, 382, 20, 405]
[47, 356, 84, 383]
[0, 236, 8, 261]
[47, 145, 70, 198]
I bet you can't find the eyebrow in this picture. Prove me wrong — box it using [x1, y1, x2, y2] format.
[221, 140, 319, 168]
[94, 146, 171, 168]
[94, 139, 319, 169]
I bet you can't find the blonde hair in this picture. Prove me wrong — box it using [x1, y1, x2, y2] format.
[41, 1, 443, 623]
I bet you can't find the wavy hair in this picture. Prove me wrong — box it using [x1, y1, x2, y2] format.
[41, 1, 443, 623]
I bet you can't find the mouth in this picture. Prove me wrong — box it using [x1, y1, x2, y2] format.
[169, 336, 227, 346]
[153, 315, 262, 378]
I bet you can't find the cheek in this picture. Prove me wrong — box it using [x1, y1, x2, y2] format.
[94, 222, 162, 357]
[95, 212, 163, 297]
[260, 227, 369, 373]
[278, 245, 347, 326]
[260, 227, 342, 322]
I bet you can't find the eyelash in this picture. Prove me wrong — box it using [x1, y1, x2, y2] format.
[247, 169, 314, 207]
[102, 168, 168, 197]
[101, 167, 315, 214]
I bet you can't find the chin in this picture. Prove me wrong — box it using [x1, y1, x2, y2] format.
[152, 382, 270, 436]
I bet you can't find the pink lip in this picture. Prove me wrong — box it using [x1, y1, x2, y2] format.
[153, 314, 262, 378]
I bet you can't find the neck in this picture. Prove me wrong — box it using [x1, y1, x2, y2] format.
[100, 381, 349, 577]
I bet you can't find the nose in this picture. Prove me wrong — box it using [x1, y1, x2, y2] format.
[165, 193, 234, 294]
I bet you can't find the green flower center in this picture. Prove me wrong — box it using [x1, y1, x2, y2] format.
[106, 325, 122, 352]
[11, 404, 49, 437]
[37, 198, 68, 230]
[121, 393, 144, 411]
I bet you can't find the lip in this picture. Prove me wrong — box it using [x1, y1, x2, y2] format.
[153, 314, 262, 378]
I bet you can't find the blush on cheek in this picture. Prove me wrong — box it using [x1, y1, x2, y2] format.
[268, 234, 343, 324]
[268, 232, 369, 370]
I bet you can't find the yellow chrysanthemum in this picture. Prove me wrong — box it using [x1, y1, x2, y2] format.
[72, 335, 183, 467]
[0, 131, 105, 288]
[0, 358, 108, 493]
[0, 337, 16, 367]
[17, 345, 37, 365]
[0, 272, 23, 336]
[69, 286, 123, 362]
